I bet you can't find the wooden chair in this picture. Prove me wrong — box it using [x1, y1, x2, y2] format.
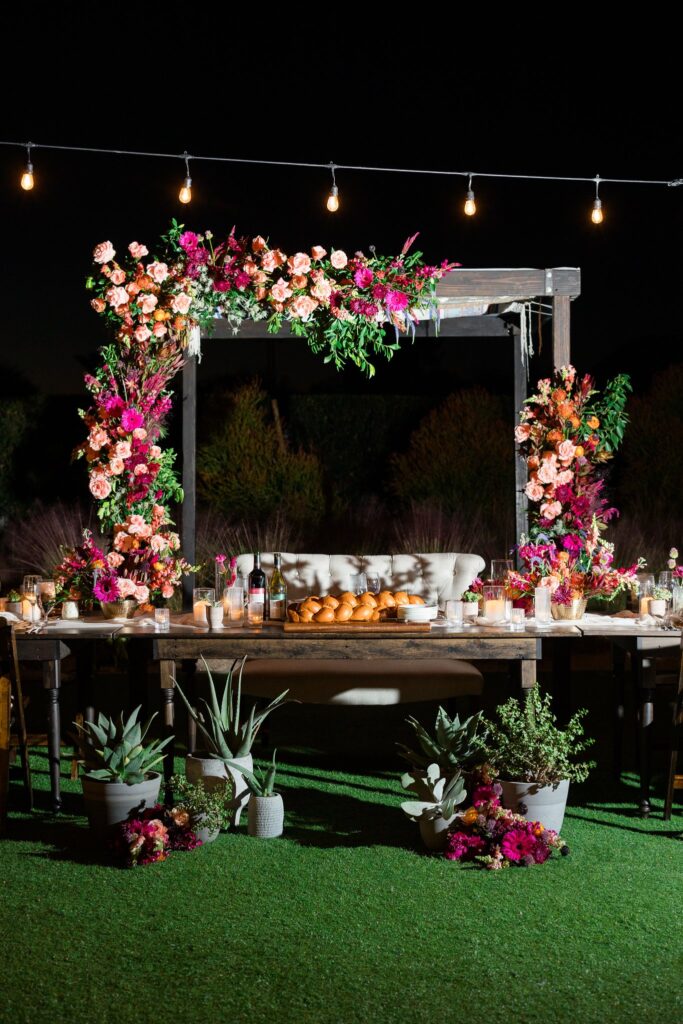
[0, 617, 33, 835]
[664, 635, 683, 820]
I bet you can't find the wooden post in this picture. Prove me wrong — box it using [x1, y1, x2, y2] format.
[512, 325, 528, 557]
[182, 356, 197, 610]
[552, 295, 571, 368]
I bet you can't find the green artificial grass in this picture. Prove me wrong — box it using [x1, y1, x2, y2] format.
[1, 750, 681, 1024]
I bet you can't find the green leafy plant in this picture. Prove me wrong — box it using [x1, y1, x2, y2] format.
[585, 373, 632, 455]
[75, 707, 172, 784]
[397, 708, 483, 776]
[6, 590, 21, 602]
[651, 585, 672, 601]
[479, 684, 595, 786]
[173, 656, 290, 760]
[225, 749, 279, 798]
[169, 774, 233, 832]
[400, 763, 467, 821]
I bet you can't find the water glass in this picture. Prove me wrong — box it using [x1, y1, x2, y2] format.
[193, 588, 215, 626]
[38, 579, 56, 624]
[490, 560, 513, 583]
[349, 573, 367, 596]
[224, 586, 245, 625]
[365, 573, 381, 595]
[445, 600, 464, 626]
[534, 587, 551, 624]
[154, 607, 170, 631]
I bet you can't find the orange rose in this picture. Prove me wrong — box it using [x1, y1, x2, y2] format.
[462, 807, 478, 825]
[570, 416, 581, 428]
[551, 388, 567, 403]
[528, 456, 540, 469]
[547, 429, 564, 443]
[557, 402, 575, 419]
[586, 415, 600, 429]
[574, 445, 585, 458]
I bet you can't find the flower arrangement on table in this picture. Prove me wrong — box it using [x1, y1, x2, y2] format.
[461, 577, 483, 603]
[215, 553, 238, 595]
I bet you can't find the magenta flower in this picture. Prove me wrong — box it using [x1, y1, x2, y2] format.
[121, 408, 145, 432]
[385, 290, 409, 312]
[93, 574, 120, 603]
[471, 784, 500, 808]
[354, 267, 374, 289]
[179, 231, 199, 251]
[501, 829, 537, 862]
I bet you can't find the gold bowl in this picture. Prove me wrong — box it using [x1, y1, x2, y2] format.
[99, 599, 137, 620]
[551, 598, 587, 621]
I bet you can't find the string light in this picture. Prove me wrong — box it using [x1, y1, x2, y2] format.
[326, 162, 339, 212]
[20, 142, 34, 191]
[464, 173, 476, 216]
[591, 175, 603, 224]
[178, 151, 192, 204]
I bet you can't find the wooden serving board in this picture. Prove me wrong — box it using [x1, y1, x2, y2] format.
[283, 621, 431, 632]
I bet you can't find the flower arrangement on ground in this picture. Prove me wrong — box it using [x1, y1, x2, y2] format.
[111, 804, 203, 867]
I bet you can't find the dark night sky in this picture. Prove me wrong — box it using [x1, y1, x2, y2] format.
[1, 13, 681, 402]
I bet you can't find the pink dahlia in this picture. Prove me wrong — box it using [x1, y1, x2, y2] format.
[121, 408, 145, 432]
[354, 267, 374, 289]
[500, 829, 536, 862]
[385, 290, 409, 312]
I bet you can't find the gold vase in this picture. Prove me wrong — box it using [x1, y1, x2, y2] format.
[551, 598, 587, 621]
[100, 599, 137, 620]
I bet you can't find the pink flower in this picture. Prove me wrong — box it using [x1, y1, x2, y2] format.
[252, 235, 267, 252]
[138, 293, 158, 314]
[171, 293, 192, 314]
[153, 504, 166, 519]
[290, 274, 308, 290]
[149, 445, 162, 460]
[354, 267, 374, 289]
[93, 241, 116, 264]
[106, 286, 129, 308]
[134, 325, 151, 343]
[150, 534, 166, 553]
[133, 463, 148, 476]
[310, 278, 332, 302]
[515, 424, 531, 443]
[558, 440, 576, 463]
[118, 578, 137, 599]
[500, 829, 536, 862]
[261, 249, 286, 272]
[91, 297, 106, 313]
[311, 245, 327, 260]
[109, 457, 125, 475]
[114, 441, 132, 460]
[147, 262, 169, 284]
[89, 473, 111, 499]
[288, 252, 312, 276]
[89, 429, 109, 452]
[121, 408, 145, 432]
[270, 278, 293, 303]
[385, 290, 409, 312]
[537, 461, 557, 484]
[555, 469, 573, 485]
[288, 295, 318, 319]
[152, 321, 167, 337]
[110, 269, 126, 286]
[134, 584, 150, 603]
[540, 500, 562, 520]
[107, 551, 124, 568]
[132, 427, 147, 440]
[330, 250, 348, 270]
[162, 584, 175, 599]
[129, 241, 149, 259]
[525, 480, 545, 502]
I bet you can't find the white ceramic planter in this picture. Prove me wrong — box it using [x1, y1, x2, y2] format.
[418, 812, 457, 851]
[463, 603, 479, 619]
[649, 599, 667, 617]
[81, 771, 161, 834]
[192, 813, 220, 845]
[185, 751, 253, 826]
[499, 778, 570, 834]
[247, 793, 284, 838]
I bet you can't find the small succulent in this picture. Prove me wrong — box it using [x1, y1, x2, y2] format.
[174, 656, 290, 760]
[75, 707, 172, 784]
[401, 763, 467, 821]
[397, 707, 483, 776]
[225, 749, 279, 798]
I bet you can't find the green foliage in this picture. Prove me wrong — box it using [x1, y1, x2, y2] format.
[585, 373, 632, 454]
[397, 707, 483, 775]
[169, 774, 233, 832]
[197, 381, 324, 527]
[225, 749, 279, 798]
[75, 707, 172, 784]
[400, 763, 467, 821]
[389, 388, 515, 521]
[479, 684, 595, 786]
[173, 656, 290, 760]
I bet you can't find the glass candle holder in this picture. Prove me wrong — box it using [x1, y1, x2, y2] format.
[482, 585, 505, 622]
[490, 559, 514, 583]
[224, 586, 245, 625]
[534, 587, 551, 624]
[636, 574, 655, 617]
[510, 608, 526, 631]
[193, 588, 215, 626]
[349, 573, 367, 596]
[445, 600, 464, 625]
[154, 607, 170, 631]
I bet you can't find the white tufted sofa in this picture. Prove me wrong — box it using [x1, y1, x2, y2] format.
[203, 552, 486, 706]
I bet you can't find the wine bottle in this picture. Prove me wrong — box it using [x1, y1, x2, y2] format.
[268, 553, 287, 621]
[248, 552, 266, 625]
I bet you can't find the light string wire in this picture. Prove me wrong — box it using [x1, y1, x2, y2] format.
[0, 138, 681, 187]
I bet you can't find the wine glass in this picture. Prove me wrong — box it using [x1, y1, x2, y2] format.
[38, 579, 57, 626]
[490, 560, 513, 584]
[365, 573, 381, 595]
[22, 575, 41, 622]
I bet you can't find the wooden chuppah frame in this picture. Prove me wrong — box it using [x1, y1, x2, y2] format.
[180, 267, 581, 605]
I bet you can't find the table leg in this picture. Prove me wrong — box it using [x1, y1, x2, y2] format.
[635, 655, 656, 818]
[664, 661, 683, 820]
[43, 659, 62, 813]
[160, 659, 175, 804]
[181, 659, 198, 755]
[612, 644, 627, 780]
[520, 659, 537, 691]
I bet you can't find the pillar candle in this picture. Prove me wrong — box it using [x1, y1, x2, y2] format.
[484, 598, 506, 621]
[193, 600, 210, 625]
[638, 596, 650, 616]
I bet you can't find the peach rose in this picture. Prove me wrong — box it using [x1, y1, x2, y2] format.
[134, 325, 151, 343]
[262, 249, 286, 272]
[129, 241, 149, 259]
[90, 297, 106, 313]
[149, 445, 162, 460]
[93, 241, 115, 264]
[107, 552, 124, 568]
[171, 292, 192, 314]
[150, 534, 166, 553]
[127, 281, 140, 296]
[555, 469, 573, 485]
[109, 457, 125, 475]
[291, 274, 308, 290]
[89, 473, 111, 499]
[134, 584, 150, 603]
[138, 293, 158, 314]
[255, 286, 267, 301]
[152, 321, 167, 337]
[558, 440, 576, 463]
[514, 424, 531, 443]
[162, 584, 175, 599]
[243, 260, 258, 276]
[540, 500, 562, 520]
[537, 461, 557, 484]
[253, 271, 267, 285]
[118, 577, 137, 598]
[252, 235, 267, 252]
[110, 269, 126, 286]
[527, 455, 540, 470]
[147, 262, 169, 284]
[288, 295, 318, 319]
[106, 286, 129, 308]
[288, 252, 311, 276]
[330, 250, 348, 269]
[270, 278, 293, 303]
[89, 428, 109, 451]
[133, 427, 147, 440]
[114, 441, 131, 460]
[133, 463, 148, 476]
[310, 278, 332, 302]
[311, 245, 327, 260]
[525, 480, 545, 502]
[127, 515, 147, 534]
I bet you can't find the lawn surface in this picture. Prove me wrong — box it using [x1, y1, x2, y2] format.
[1, 751, 681, 1024]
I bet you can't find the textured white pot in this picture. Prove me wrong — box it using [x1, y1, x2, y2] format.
[463, 603, 479, 619]
[192, 813, 219, 845]
[418, 812, 457, 851]
[499, 778, 570, 834]
[247, 793, 284, 838]
[649, 599, 667, 617]
[185, 751, 253, 826]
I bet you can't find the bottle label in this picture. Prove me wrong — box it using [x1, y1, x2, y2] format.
[269, 597, 285, 620]
[249, 588, 265, 598]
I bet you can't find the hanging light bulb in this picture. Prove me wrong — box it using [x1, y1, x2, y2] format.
[326, 162, 339, 212]
[464, 173, 476, 216]
[179, 151, 192, 204]
[20, 142, 34, 191]
[591, 175, 603, 224]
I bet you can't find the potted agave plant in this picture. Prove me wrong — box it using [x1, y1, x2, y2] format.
[174, 656, 289, 827]
[401, 763, 467, 851]
[75, 707, 172, 834]
[225, 750, 284, 838]
[479, 683, 595, 833]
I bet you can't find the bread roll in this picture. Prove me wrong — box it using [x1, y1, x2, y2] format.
[351, 605, 373, 621]
[394, 591, 410, 606]
[300, 598, 322, 614]
[408, 595, 426, 605]
[299, 608, 314, 622]
[287, 609, 300, 622]
[314, 607, 335, 623]
[322, 595, 340, 609]
[335, 602, 354, 622]
[379, 591, 396, 607]
[371, 610, 380, 621]
[358, 592, 378, 608]
[339, 591, 359, 607]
